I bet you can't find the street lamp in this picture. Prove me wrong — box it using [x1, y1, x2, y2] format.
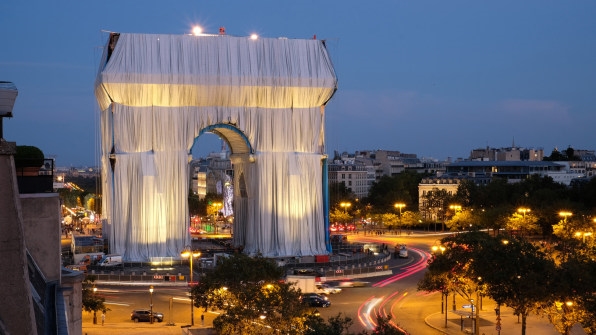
[212, 202, 223, 234]
[149, 285, 154, 324]
[92, 285, 98, 324]
[449, 204, 461, 212]
[517, 207, 530, 236]
[559, 211, 572, 223]
[575, 231, 592, 243]
[181, 246, 201, 326]
[431, 241, 448, 327]
[449, 205, 462, 232]
[340, 202, 351, 213]
[394, 203, 405, 234]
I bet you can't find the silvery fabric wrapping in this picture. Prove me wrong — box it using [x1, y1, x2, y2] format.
[95, 33, 337, 261]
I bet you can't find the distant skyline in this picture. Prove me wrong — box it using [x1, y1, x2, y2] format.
[2, 1, 595, 166]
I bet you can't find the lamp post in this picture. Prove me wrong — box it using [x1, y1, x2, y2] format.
[340, 202, 351, 212]
[559, 211, 572, 223]
[340, 202, 352, 227]
[149, 285, 154, 324]
[212, 202, 222, 234]
[431, 242, 448, 328]
[92, 285, 98, 324]
[181, 246, 201, 326]
[575, 231, 592, 243]
[449, 205, 461, 232]
[394, 203, 405, 234]
[517, 207, 530, 237]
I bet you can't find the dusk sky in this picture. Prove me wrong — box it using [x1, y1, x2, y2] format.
[2, 1, 595, 167]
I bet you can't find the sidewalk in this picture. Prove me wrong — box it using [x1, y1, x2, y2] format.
[424, 304, 586, 335]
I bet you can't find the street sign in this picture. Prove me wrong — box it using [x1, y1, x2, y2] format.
[462, 304, 472, 308]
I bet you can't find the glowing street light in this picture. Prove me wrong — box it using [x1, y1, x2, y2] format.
[394, 203, 406, 216]
[575, 231, 593, 243]
[431, 244, 446, 254]
[394, 203, 406, 234]
[517, 207, 531, 217]
[517, 207, 531, 236]
[149, 285, 154, 324]
[449, 204, 462, 212]
[559, 211, 572, 223]
[181, 246, 201, 326]
[92, 285, 98, 324]
[340, 202, 351, 213]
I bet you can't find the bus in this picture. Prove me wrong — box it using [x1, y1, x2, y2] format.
[71, 234, 105, 264]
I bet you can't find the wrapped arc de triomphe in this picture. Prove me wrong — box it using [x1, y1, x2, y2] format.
[94, 32, 337, 261]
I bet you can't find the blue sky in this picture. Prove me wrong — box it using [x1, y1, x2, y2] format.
[2, 1, 595, 167]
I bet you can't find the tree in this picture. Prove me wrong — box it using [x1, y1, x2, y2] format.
[188, 191, 201, 216]
[471, 235, 557, 335]
[366, 172, 426, 213]
[444, 209, 477, 231]
[329, 182, 356, 210]
[304, 312, 355, 335]
[506, 211, 540, 236]
[192, 253, 307, 335]
[82, 276, 110, 325]
[422, 233, 559, 335]
[380, 213, 399, 230]
[399, 210, 421, 230]
[329, 207, 352, 224]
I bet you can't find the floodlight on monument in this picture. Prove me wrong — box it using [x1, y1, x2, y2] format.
[192, 26, 203, 36]
[250, 34, 258, 40]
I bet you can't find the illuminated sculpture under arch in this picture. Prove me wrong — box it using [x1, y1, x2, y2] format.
[95, 32, 337, 261]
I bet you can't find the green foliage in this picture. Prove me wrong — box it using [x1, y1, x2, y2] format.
[14, 145, 44, 167]
[329, 207, 352, 224]
[329, 182, 356, 210]
[421, 232, 567, 335]
[304, 312, 354, 335]
[366, 172, 426, 213]
[192, 253, 305, 335]
[366, 315, 407, 335]
[82, 276, 110, 316]
[444, 209, 477, 231]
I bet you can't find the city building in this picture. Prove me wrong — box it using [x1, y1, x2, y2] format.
[327, 160, 368, 199]
[353, 150, 423, 179]
[469, 145, 544, 161]
[189, 150, 234, 216]
[445, 160, 582, 186]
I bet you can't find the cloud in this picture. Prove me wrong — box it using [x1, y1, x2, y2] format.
[498, 99, 570, 122]
[328, 89, 440, 120]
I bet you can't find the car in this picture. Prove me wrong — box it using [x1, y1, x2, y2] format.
[130, 309, 164, 323]
[316, 283, 342, 294]
[300, 296, 331, 308]
[337, 279, 370, 288]
[300, 293, 328, 301]
[398, 244, 408, 258]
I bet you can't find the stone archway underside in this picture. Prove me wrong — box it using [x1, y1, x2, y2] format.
[95, 32, 337, 261]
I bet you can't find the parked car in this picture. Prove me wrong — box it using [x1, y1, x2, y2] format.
[300, 293, 328, 301]
[130, 309, 164, 323]
[300, 295, 331, 308]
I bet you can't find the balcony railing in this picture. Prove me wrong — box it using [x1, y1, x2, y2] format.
[16, 158, 55, 193]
